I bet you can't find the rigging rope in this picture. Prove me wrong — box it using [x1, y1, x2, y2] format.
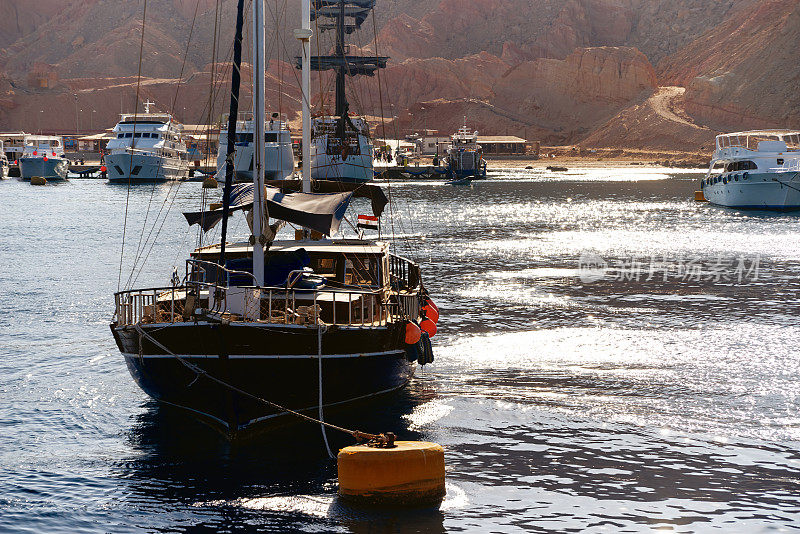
[118, 0, 149, 292]
[125, 0, 205, 290]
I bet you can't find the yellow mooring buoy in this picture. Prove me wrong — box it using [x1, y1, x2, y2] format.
[202, 175, 218, 189]
[338, 440, 446, 507]
[694, 190, 708, 202]
[30, 176, 46, 186]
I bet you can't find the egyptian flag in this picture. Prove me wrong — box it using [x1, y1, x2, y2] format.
[357, 214, 379, 231]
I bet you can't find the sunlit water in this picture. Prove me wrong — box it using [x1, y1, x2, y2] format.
[2, 167, 800, 532]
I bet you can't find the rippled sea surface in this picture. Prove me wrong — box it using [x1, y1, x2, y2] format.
[3, 167, 800, 533]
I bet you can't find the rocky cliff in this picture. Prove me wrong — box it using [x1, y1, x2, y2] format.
[0, 0, 794, 149]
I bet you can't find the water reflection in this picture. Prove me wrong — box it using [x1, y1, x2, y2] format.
[119, 385, 447, 532]
[5, 172, 800, 531]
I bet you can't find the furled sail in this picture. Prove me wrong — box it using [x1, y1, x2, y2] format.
[184, 184, 352, 236]
[293, 55, 387, 76]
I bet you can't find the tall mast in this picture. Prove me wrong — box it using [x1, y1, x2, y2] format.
[218, 0, 246, 271]
[252, 0, 267, 284]
[335, 0, 346, 119]
[296, 0, 312, 194]
[294, 1, 388, 122]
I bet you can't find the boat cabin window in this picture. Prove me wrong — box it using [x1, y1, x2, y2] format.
[311, 256, 337, 276]
[344, 256, 380, 287]
[235, 133, 254, 143]
[265, 133, 278, 142]
[778, 158, 784, 166]
[724, 160, 757, 172]
[124, 133, 133, 138]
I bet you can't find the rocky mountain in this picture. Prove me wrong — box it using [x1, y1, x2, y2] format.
[0, 0, 794, 151]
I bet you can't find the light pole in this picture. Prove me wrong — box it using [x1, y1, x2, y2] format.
[91, 110, 96, 130]
[74, 94, 79, 135]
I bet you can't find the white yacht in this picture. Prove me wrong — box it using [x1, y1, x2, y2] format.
[702, 130, 800, 209]
[215, 111, 294, 182]
[18, 135, 68, 181]
[105, 101, 189, 183]
[310, 115, 374, 182]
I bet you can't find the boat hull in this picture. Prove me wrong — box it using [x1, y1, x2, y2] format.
[19, 157, 68, 181]
[106, 153, 189, 183]
[111, 321, 414, 435]
[703, 171, 800, 209]
[311, 152, 373, 183]
[216, 141, 295, 183]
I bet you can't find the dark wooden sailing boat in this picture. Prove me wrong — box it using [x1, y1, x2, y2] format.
[111, 0, 434, 437]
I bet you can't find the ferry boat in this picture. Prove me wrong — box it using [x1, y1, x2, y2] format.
[18, 135, 68, 181]
[111, 0, 435, 437]
[445, 120, 487, 182]
[296, 2, 388, 183]
[701, 130, 800, 209]
[215, 111, 294, 183]
[105, 101, 189, 183]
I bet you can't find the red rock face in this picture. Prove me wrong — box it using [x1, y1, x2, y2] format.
[493, 47, 657, 133]
[0, 0, 794, 148]
[659, 0, 800, 131]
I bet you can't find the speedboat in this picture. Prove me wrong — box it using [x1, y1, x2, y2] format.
[18, 135, 68, 181]
[105, 101, 189, 183]
[215, 111, 294, 182]
[701, 130, 800, 209]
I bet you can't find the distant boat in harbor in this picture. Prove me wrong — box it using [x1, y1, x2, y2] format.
[295, 1, 387, 183]
[0, 141, 9, 179]
[215, 111, 294, 183]
[701, 130, 800, 209]
[105, 101, 189, 183]
[18, 135, 68, 181]
[445, 119, 487, 181]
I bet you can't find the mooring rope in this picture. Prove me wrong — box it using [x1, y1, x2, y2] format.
[132, 323, 394, 447]
[318, 323, 334, 458]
